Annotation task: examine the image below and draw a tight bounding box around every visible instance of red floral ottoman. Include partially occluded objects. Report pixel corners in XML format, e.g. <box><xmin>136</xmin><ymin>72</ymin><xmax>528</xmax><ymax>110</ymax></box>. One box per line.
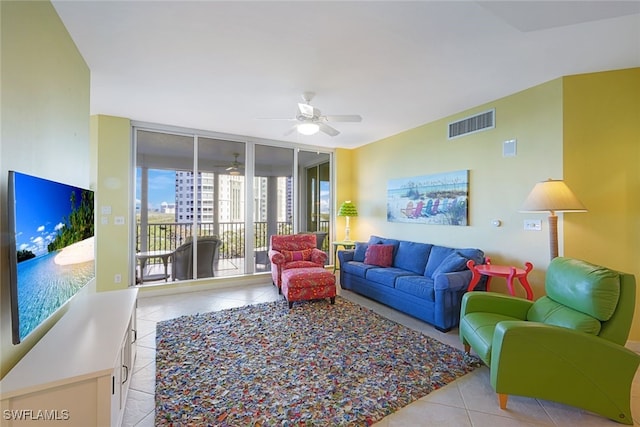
<box><xmin>280</xmin><ymin>267</ymin><xmax>336</xmax><ymax>308</ymax></box>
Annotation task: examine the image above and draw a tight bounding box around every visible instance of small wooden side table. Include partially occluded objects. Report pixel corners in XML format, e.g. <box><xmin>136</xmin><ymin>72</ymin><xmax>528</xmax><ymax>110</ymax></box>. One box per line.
<box><xmin>467</xmin><ymin>257</ymin><xmax>534</xmax><ymax>300</ymax></box>
<box><xmin>332</xmin><ymin>241</ymin><xmax>356</xmax><ymax>273</ymax></box>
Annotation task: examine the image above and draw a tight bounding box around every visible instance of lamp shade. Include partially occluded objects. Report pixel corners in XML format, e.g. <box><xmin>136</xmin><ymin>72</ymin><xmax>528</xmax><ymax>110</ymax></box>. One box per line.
<box><xmin>338</xmin><ymin>201</ymin><xmax>358</xmax><ymax>217</ymax></box>
<box><xmin>520</xmin><ymin>179</ymin><xmax>587</xmax><ymax>214</ymax></box>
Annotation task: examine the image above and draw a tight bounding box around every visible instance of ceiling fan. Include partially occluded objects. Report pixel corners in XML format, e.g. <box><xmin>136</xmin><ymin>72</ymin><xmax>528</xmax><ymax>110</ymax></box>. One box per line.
<box><xmin>225</xmin><ymin>153</ymin><xmax>243</xmax><ymax>175</ymax></box>
<box><xmin>269</xmin><ymin>92</ymin><xmax>362</xmax><ymax>137</ymax></box>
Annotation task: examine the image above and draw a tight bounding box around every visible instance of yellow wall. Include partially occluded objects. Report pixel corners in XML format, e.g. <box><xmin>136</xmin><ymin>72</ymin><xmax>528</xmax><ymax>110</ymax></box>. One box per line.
<box><xmin>0</xmin><ymin>0</ymin><xmax>90</xmax><ymax>377</ymax></box>
<box><xmin>346</xmin><ymin>69</ymin><xmax>639</xmax><ymax>340</ymax></box>
<box><xmin>92</xmin><ymin>115</ymin><xmax>133</xmax><ymax>291</ymax></box>
<box><xmin>563</xmin><ymin>68</ymin><xmax>640</xmax><ymax>340</ymax></box>
<box><xmin>335</xmin><ymin>148</ymin><xmax>355</xmax><ymax>241</ymax></box>
<box><xmin>349</xmin><ymin>79</ymin><xmax>565</xmax><ymax>297</ymax></box>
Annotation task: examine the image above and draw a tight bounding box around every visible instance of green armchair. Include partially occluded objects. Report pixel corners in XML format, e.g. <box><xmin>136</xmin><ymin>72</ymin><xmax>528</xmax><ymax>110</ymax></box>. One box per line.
<box><xmin>459</xmin><ymin>257</ymin><xmax>639</xmax><ymax>424</ymax></box>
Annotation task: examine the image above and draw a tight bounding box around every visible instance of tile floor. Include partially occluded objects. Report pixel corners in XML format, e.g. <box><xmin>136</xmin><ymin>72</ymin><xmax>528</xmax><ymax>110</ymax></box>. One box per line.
<box><xmin>123</xmin><ymin>280</ymin><xmax>640</xmax><ymax>426</ymax></box>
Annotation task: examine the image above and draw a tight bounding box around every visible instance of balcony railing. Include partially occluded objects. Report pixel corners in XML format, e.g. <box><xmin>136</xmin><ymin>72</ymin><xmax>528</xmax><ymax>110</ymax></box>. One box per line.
<box><xmin>136</xmin><ymin>221</ymin><xmax>329</xmax><ymax>263</ymax></box>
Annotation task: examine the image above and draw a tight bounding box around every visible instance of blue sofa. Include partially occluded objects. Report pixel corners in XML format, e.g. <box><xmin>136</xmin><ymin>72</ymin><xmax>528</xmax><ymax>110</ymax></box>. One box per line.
<box><xmin>338</xmin><ymin>235</ymin><xmax>485</xmax><ymax>332</ymax></box>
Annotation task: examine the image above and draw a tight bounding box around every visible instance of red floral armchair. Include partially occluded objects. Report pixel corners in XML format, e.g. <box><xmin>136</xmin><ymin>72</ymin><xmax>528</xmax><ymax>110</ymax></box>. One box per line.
<box><xmin>269</xmin><ymin>234</ymin><xmax>328</xmax><ymax>289</ymax></box>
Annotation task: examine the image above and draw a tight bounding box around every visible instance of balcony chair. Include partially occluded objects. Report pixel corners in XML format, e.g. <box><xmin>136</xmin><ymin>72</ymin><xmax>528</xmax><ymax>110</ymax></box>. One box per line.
<box><xmin>172</xmin><ymin>236</ymin><xmax>222</xmax><ymax>280</ymax></box>
<box><xmin>268</xmin><ymin>234</ymin><xmax>328</xmax><ymax>290</ymax></box>
<box><xmin>302</xmin><ymin>231</ymin><xmax>328</xmax><ymax>252</ymax></box>
<box><xmin>459</xmin><ymin>257</ymin><xmax>639</xmax><ymax>424</ymax></box>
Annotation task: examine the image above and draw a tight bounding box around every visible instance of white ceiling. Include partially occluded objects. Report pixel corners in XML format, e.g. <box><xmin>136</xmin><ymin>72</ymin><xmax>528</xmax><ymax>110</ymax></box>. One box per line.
<box><xmin>52</xmin><ymin>1</ymin><xmax>640</xmax><ymax>149</ymax></box>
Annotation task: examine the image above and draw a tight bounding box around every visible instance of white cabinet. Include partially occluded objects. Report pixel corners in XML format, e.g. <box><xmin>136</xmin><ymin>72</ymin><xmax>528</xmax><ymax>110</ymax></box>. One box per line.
<box><xmin>112</xmin><ymin>315</ymin><xmax>134</xmax><ymax>421</ymax></box>
<box><xmin>0</xmin><ymin>287</ymin><xmax>138</xmax><ymax>427</ymax></box>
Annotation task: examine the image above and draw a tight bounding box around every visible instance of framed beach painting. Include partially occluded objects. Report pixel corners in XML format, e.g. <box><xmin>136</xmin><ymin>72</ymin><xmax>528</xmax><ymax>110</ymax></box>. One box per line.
<box><xmin>387</xmin><ymin>169</ymin><xmax>469</xmax><ymax>225</ymax></box>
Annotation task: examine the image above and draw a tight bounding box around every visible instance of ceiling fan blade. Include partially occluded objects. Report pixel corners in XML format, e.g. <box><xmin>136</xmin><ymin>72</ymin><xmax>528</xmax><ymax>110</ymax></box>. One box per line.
<box><xmin>258</xmin><ymin>117</ymin><xmax>296</xmax><ymax>121</ymax></box>
<box><xmin>318</xmin><ymin>122</ymin><xmax>340</xmax><ymax>137</ymax></box>
<box><xmin>301</xmin><ymin>91</ymin><xmax>315</xmax><ymax>103</ymax></box>
<box><xmin>284</xmin><ymin>125</ymin><xmax>298</xmax><ymax>136</ymax></box>
<box><xmin>324</xmin><ymin>114</ymin><xmax>362</xmax><ymax>122</ymax></box>
<box><xmin>297</xmin><ymin>103</ymin><xmax>315</xmax><ymax>119</ymax></box>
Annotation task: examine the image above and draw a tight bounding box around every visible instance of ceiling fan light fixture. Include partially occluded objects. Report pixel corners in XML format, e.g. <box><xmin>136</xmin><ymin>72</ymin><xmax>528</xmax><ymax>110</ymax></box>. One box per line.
<box><xmin>297</xmin><ymin>122</ymin><xmax>319</xmax><ymax>135</ymax></box>
<box><xmin>229</xmin><ymin>169</ymin><xmax>241</xmax><ymax>176</ymax></box>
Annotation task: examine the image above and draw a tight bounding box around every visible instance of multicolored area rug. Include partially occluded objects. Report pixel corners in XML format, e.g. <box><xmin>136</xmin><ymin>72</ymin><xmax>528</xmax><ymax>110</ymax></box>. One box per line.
<box><xmin>155</xmin><ymin>297</ymin><xmax>480</xmax><ymax>426</ymax></box>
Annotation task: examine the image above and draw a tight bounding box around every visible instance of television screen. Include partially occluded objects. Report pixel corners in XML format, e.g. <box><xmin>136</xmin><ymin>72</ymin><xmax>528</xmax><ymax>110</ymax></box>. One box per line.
<box><xmin>8</xmin><ymin>171</ymin><xmax>95</xmax><ymax>344</ymax></box>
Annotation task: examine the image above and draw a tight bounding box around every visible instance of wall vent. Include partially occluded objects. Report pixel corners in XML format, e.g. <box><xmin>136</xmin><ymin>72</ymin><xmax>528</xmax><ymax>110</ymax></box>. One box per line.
<box><xmin>448</xmin><ymin>109</ymin><xmax>495</xmax><ymax>139</ymax></box>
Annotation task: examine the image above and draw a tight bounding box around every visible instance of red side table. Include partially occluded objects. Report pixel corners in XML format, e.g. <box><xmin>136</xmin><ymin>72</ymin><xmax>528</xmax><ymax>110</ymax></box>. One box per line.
<box><xmin>466</xmin><ymin>258</ymin><xmax>534</xmax><ymax>300</ymax></box>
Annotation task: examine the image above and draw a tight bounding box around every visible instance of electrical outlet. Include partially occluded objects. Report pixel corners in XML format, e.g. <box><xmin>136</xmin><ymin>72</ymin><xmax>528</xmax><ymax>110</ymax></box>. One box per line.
<box><xmin>114</xmin><ymin>216</ymin><xmax>125</xmax><ymax>225</ymax></box>
<box><xmin>524</xmin><ymin>219</ymin><xmax>542</xmax><ymax>231</ymax></box>
<box><xmin>114</xmin><ymin>274</ymin><xmax>122</xmax><ymax>283</ymax></box>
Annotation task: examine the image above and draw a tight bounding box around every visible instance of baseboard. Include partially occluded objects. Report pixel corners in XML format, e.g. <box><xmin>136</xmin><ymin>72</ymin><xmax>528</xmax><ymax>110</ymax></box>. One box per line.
<box><xmin>626</xmin><ymin>340</ymin><xmax>640</xmax><ymax>355</ymax></box>
<box><xmin>137</xmin><ymin>273</ymin><xmax>271</xmax><ymax>298</ymax></box>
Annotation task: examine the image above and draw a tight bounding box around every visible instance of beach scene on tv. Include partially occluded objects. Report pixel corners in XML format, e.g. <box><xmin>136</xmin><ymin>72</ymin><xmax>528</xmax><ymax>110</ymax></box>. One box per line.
<box><xmin>13</xmin><ymin>172</ymin><xmax>95</xmax><ymax>342</ymax></box>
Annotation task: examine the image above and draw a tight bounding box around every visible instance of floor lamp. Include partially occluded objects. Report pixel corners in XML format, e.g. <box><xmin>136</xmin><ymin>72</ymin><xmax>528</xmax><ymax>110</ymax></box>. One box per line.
<box><xmin>338</xmin><ymin>201</ymin><xmax>358</xmax><ymax>242</ymax></box>
<box><xmin>520</xmin><ymin>179</ymin><xmax>587</xmax><ymax>260</ymax></box>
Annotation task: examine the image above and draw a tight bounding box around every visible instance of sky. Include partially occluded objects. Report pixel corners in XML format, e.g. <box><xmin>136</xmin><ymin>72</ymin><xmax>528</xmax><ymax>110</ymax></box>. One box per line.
<box><xmin>136</xmin><ymin>168</ymin><xmax>176</xmax><ymax>210</ymax></box>
<box><xmin>11</xmin><ymin>172</ymin><xmax>90</xmax><ymax>257</ymax></box>
<box><xmin>138</xmin><ymin>169</ymin><xmax>329</xmax><ymax>215</ymax></box>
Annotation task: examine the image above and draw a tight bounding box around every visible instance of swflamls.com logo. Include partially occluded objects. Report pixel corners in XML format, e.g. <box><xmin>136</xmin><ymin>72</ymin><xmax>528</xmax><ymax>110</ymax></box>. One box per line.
<box><xmin>3</xmin><ymin>409</ymin><xmax>70</xmax><ymax>421</ymax></box>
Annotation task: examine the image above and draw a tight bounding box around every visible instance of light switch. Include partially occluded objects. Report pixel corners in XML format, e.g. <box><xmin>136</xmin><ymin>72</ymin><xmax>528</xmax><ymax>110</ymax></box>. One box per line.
<box><xmin>503</xmin><ymin>139</ymin><xmax>517</xmax><ymax>157</ymax></box>
<box><xmin>114</xmin><ymin>216</ymin><xmax>125</xmax><ymax>225</ymax></box>
<box><xmin>524</xmin><ymin>219</ymin><xmax>542</xmax><ymax>231</ymax></box>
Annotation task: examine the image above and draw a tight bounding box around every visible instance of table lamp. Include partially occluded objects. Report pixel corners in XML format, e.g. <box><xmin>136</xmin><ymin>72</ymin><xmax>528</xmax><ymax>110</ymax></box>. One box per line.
<box><xmin>520</xmin><ymin>179</ymin><xmax>587</xmax><ymax>260</ymax></box>
<box><xmin>338</xmin><ymin>201</ymin><xmax>358</xmax><ymax>242</ymax></box>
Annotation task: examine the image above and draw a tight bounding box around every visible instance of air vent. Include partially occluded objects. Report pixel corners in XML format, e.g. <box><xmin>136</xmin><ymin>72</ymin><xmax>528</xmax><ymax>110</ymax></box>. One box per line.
<box><xmin>448</xmin><ymin>109</ymin><xmax>495</xmax><ymax>139</ymax></box>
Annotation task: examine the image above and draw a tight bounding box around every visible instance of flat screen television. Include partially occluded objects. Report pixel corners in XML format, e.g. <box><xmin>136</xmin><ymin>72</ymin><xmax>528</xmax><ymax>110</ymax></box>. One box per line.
<box><xmin>7</xmin><ymin>171</ymin><xmax>95</xmax><ymax>344</ymax></box>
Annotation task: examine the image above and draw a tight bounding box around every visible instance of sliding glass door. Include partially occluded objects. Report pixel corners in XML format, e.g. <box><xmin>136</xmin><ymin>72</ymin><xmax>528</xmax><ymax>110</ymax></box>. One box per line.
<box><xmin>196</xmin><ymin>138</ymin><xmax>246</xmax><ymax>278</ymax></box>
<box><xmin>254</xmin><ymin>144</ymin><xmax>293</xmax><ymax>272</ymax></box>
<box><xmin>135</xmin><ymin>130</ymin><xmax>194</xmax><ymax>283</ymax></box>
<box><xmin>134</xmin><ymin>125</ymin><xmax>332</xmax><ymax>284</ymax></box>
<box><xmin>299</xmin><ymin>151</ymin><xmax>331</xmax><ymax>253</ymax></box>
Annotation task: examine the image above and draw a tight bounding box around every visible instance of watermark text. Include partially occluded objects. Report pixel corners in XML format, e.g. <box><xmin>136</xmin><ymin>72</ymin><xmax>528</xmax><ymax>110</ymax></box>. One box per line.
<box><xmin>3</xmin><ymin>409</ymin><xmax>70</xmax><ymax>421</ymax></box>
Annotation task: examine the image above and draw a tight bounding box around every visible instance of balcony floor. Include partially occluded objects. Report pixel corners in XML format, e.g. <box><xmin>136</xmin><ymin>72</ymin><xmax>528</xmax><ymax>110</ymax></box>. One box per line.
<box><xmin>138</xmin><ymin>257</ymin><xmax>270</xmax><ymax>284</ymax></box>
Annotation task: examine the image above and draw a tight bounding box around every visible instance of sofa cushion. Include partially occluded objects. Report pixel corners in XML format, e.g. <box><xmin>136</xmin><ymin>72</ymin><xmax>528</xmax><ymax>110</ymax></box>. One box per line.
<box><xmin>457</xmin><ymin>248</ymin><xmax>485</xmax><ymax>265</ymax></box>
<box><xmin>431</xmin><ymin>251</ymin><xmax>468</xmax><ymax>278</ymax></box>
<box><xmin>545</xmin><ymin>257</ymin><xmax>620</xmax><ymax>321</ymax></box>
<box><xmin>283</xmin><ymin>260</ymin><xmax>322</xmax><ymax>270</ymax></box>
<box><xmin>342</xmin><ymin>261</ymin><xmax>376</xmax><ymax>278</ymax></box>
<box><xmin>364</xmin><ymin>244</ymin><xmax>395</xmax><ymax>267</ymax></box>
<box><xmin>527</xmin><ymin>296</ymin><xmax>602</xmax><ymax>335</ymax></box>
<box><xmin>393</xmin><ymin>241</ymin><xmax>433</xmax><ymax>275</ymax></box>
<box><xmin>424</xmin><ymin>246</ymin><xmax>456</xmax><ymax>277</ymax></box>
<box><xmin>365</xmin><ymin>267</ymin><xmax>414</xmax><ymax>288</ymax></box>
<box><xmin>353</xmin><ymin>242</ymin><xmax>368</xmax><ymax>262</ymax></box>
<box><xmin>282</xmin><ymin>249</ymin><xmax>313</xmax><ymax>262</ymax></box>
<box><xmin>395</xmin><ymin>276</ymin><xmax>435</xmax><ymax>301</ymax></box>
<box><xmin>424</xmin><ymin>246</ymin><xmax>484</xmax><ymax>277</ymax></box>
<box><xmin>368</xmin><ymin>235</ymin><xmax>400</xmax><ymax>256</ymax></box>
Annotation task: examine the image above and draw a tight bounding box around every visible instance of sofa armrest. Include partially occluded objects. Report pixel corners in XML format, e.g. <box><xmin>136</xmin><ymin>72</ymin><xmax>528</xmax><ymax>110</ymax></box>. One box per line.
<box><xmin>491</xmin><ymin>321</ymin><xmax>640</xmax><ymax>424</ymax></box>
<box><xmin>461</xmin><ymin>291</ymin><xmax>533</xmax><ymax>320</ymax></box>
<box><xmin>434</xmin><ymin>270</ymin><xmax>473</xmax><ymax>292</ymax></box>
<box><xmin>337</xmin><ymin>250</ymin><xmax>354</xmax><ymax>263</ymax></box>
<box><xmin>311</xmin><ymin>248</ymin><xmax>328</xmax><ymax>265</ymax></box>
<box><xmin>268</xmin><ymin>249</ymin><xmax>285</xmax><ymax>265</ymax></box>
